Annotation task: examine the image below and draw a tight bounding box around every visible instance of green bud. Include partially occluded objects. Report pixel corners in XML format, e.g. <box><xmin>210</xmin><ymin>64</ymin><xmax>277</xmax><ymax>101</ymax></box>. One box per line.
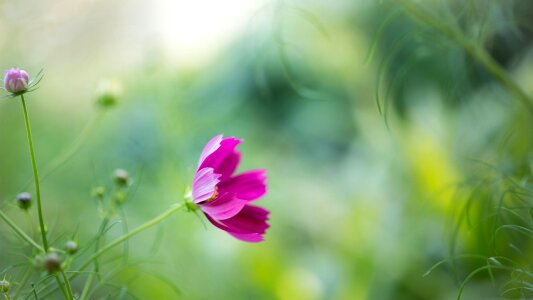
<box><xmin>0</xmin><ymin>279</ymin><xmax>10</xmax><ymax>293</ymax></box>
<box><xmin>16</xmin><ymin>192</ymin><xmax>32</xmax><ymax>210</ymax></box>
<box><xmin>114</xmin><ymin>190</ymin><xmax>127</xmax><ymax>204</ymax></box>
<box><xmin>114</xmin><ymin>169</ymin><xmax>129</xmax><ymax>187</ymax></box>
<box><xmin>65</xmin><ymin>240</ymin><xmax>78</xmax><ymax>255</ymax></box>
<box><xmin>92</xmin><ymin>186</ymin><xmax>105</xmax><ymax>199</ymax></box>
<box><xmin>39</xmin><ymin>252</ymin><xmax>62</xmax><ymax>274</ymax></box>
<box><xmin>96</xmin><ymin>79</ymin><xmax>122</xmax><ymax>108</ymax></box>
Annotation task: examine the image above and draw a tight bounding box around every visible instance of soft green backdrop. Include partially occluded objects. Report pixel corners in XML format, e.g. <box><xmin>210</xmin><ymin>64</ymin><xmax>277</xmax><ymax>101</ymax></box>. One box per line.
<box><xmin>0</xmin><ymin>0</ymin><xmax>532</xmax><ymax>299</ymax></box>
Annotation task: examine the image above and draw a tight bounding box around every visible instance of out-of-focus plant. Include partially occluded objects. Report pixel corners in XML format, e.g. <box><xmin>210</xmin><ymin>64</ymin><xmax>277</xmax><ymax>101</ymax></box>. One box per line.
<box><xmin>366</xmin><ymin>0</ymin><xmax>533</xmax><ymax>298</ymax></box>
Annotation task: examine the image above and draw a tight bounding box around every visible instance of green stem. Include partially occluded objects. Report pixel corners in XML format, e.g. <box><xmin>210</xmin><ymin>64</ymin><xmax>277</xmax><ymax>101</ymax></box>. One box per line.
<box><xmin>60</xmin><ymin>271</ymin><xmax>74</xmax><ymax>300</ymax></box>
<box><xmin>0</xmin><ymin>209</ymin><xmax>43</xmax><ymax>251</ymax></box>
<box><xmin>54</xmin><ymin>275</ymin><xmax>69</xmax><ymax>300</ymax></box>
<box><xmin>119</xmin><ymin>206</ymin><xmax>130</xmax><ymax>265</ymax></box>
<box><xmin>79</xmin><ymin>271</ymin><xmax>95</xmax><ymax>300</ymax></box>
<box><xmin>77</xmin><ymin>203</ymin><xmax>185</xmax><ymax>272</ymax></box>
<box><xmin>37</xmin><ymin>202</ymin><xmax>186</xmax><ymax>299</ymax></box>
<box><xmin>397</xmin><ymin>0</ymin><xmax>533</xmax><ymax>115</ymax></box>
<box><xmin>20</xmin><ymin>94</ymin><xmax>49</xmax><ymax>252</ymax></box>
<box><xmin>79</xmin><ymin>217</ymin><xmax>107</xmax><ymax>299</ymax></box>
<box><xmin>40</xmin><ymin>113</ymin><xmax>103</xmax><ymax>182</ymax></box>
<box><xmin>13</xmin><ymin>267</ymin><xmax>32</xmax><ymax>299</ymax></box>
<box><xmin>20</xmin><ymin>113</ymin><xmax>103</xmax><ymax>192</ymax></box>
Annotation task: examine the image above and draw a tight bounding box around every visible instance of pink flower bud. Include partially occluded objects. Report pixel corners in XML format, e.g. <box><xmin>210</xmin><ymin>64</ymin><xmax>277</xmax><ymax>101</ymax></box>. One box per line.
<box><xmin>3</xmin><ymin>68</ymin><xmax>29</xmax><ymax>94</ymax></box>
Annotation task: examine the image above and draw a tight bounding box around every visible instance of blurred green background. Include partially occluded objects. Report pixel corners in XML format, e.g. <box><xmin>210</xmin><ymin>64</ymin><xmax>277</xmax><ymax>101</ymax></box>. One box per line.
<box><xmin>0</xmin><ymin>0</ymin><xmax>532</xmax><ymax>299</ymax></box>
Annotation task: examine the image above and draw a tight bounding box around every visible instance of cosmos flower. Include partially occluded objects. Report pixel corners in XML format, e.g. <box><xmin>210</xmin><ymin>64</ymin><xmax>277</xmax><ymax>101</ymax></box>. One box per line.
<box><xmin>191</xmin><ymin>134</ymin><xmax>269</xmax><ymax>242</ymax></box>
<box><xmin>3</xmin><ymin>68</ymin><xmax>29</xmax><ymax>94</ymax></box>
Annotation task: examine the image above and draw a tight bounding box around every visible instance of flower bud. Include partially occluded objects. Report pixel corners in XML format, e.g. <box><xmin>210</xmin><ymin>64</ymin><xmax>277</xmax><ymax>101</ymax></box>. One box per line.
<box><xmin>64</xmin><ymin>240</ymin><xmax>78</xmax><ymax>255</ymax></box>
<box><xmin>91</xmin><ymin>186</ymin><xmax>105</xmax><ymax>199</ymax></box>
<box><xmin>40</xmin><ymin>252</ymin><xmax>62</xmax><ymax>273</ymax></box>
<box><xmin>3</xmin><ymin>68</ymin><xmax>29</xmax><ymax>94</ymax></box>
<box><xmin>114</xmin><ymin>169</ymin><xmax>129</xmax><ymax>187</ymax></box>
<box><xmin>113</xmin><ymin>190</ymin><xmax>126</xmax><ymax>204</ymax></box>
<box><xmin>16</xmin><ymin>192</ymin><xmax>32</xmax><ymax>210</ymax></box>
<box><xmin>96</xmin><ymin>79</ymin><xmax>122</xmax><ymax>108</ymax></box>
<box><xmin>0</xmin><ymin>279</ymin><xmax>10</xmax><ymax>293</ymax></box>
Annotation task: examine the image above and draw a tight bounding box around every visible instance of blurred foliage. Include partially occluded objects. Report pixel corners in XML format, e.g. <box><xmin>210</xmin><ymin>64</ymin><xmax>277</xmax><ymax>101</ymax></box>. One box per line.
<box><xmin>0</xmin><ymin>0</ymin><xmax>532</xmax><ymax>299</ymax></box>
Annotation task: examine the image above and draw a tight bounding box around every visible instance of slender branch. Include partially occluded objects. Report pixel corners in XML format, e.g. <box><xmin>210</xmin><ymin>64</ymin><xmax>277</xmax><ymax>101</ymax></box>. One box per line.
<box><xmin>77</xmin><ymin>203</ymin><xmax>185</xmax><ymax>273</ymax></box>
<box><xmin>20</xmin><ymin>94</ymin><xmax>49</xmax><ymax>251</ymax></box>
<box><xmin>13</xmin><ymin>266</ymin><xmax>32</xmax><ymax>299</ymax></box>
<box><xmin>54</xmin><ymin>275</ymin><xmax>69</xmax><ymax>300</ymax></box>
<box><xmin>40</xmin><ymin>113</ymin><xmax>103</xmax><ymax>182</ymax></box>
<box><xmin>119</xmin><ymin>206</ymin><xmax>130</xmax><ymax>265</ymax></box>
<box><xmin>0</xmin><ymin>209</ymin><xmax>43</xmax><ymax>251</ymax></box>
<box><xmin>73</xmin><ymin>216</ymin><xmax>107</xmax><ymax>300</ymax></box>
<box><xmin>60</xmin><ymin>271</ymin><xmax>74</xmax><ymax>300</ymax></box>
<box><xmin>396</xmin><ymin>0</ymin><xmax>533</xmax><ymax>115</ymax></box>
<box><xmin>38</xmin><ymin>202</ymin><xmax>186</xmax><ymax>299</ymax></box>
<box><xmin>19</xmin><ymin>113</ymin><xmax>103</xmax><ymax>193</ymax></box>
<box><xmin>79</xmin><ymin>270</ymin><xmax>94</xmax><ymax>300</ymax></box>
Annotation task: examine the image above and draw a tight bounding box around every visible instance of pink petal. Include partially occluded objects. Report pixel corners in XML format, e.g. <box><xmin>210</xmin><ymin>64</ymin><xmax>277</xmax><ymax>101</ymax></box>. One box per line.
<box><xmin>216</xmin><ymin>151</ymin><xmax>240</xmax><ymax>180</ymax></box>
<box><xmin>192</xmin><ymin>168</ymin><xmax>220</xmax><ymax>203</ymax></box>
<box><xmin>205</xmin><ymin>205</ymin><xmax>270</xmax><ymax>243</ymax></box>
<box><xmin>228</xmin><ymin>232</ymin><xmax>265</xmax><ymax>243</ymax></box>
<box><xmin>198</xmin><ymin>135</ymin><xmax>223</xmax><ymax>167</ymax></box>
<box><xmin>219</xmin><ymin>170</ymin><xmax>267</xmax><ymax>201</ymax></box>
<box><xmin>200</xmin><ymin>192</ymin><xmax>247</xmax><ymax>220</ymax></box>
<box><xmin>199</xmin><ymin>137</ymin><xmax>241</xmax><ymax>178</ymax></box>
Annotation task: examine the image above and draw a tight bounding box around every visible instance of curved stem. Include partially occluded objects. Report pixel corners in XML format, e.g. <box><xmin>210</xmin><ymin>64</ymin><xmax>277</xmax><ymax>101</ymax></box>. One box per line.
<box><xmin>397</xmin><ymin>0</ymin><xmax>533</xmax><ymax>115</ymax></box>
<box><xmin>79</xmin><ymin>270</ymin><xmax>95</xmax><ymax>300</ymax></box>
<box><xmin>13</xmin><ymin>266</ymin><xmax>32</xmax><ymax>299</ymax></box>
<box><xmin>38</xmin><ymin>202</ymin><xmax>186</xmax><ymax>299</ymax></box>
<box><xmin>20</xmin><ymin>94</ymin><xmax>49</xmax><ymax>252</ymax></box>
<box><xmin>0</xmin><ymin>209</ymin><xmax>43</xmax><ymax>251</ymax></box>
<box><xmin>54</xmin><ymin>275</ymin><xmax>69</xmax><ymax>300</ymax></box>
<box><xmin>119</xmin><ymin>206</ymin><xmax>130</xmax><ymax>265</ymax></box>
<box><xmin>60</xmin><ymin>271</ymin><xmax>74</xmax><ymax>300</ymax></box>
<box><xmin>40</xmin><ymin>113</ymin><xmax>103</xmax><ymax>182</ymax></box>
<box><xmin>77</xmin><ymin>203</ymin><xmax>185</xmax><ymax>272</ymax></box>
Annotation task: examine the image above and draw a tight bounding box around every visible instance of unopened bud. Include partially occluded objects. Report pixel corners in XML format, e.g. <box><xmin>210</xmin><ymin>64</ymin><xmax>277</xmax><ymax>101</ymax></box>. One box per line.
<box><xmin>114</xmin><ymin>169</ymin><xmax>129</xmax><ymax>187</ymax></box>
<box><xmin>92</xmin><ymin>186</ymin><xmax>105</xmax><ymax>199</ymax></box>
<box><xmin>65</xmin><ymin>240</ymin><xmax>78</xmax><ymax>255</ymax></box>
<box><xmin>96</xmin><ymin>79</ymin><xmax>122</xmax><ymax>108</ymax></box>
<box><xmin>0</xmin><ymin>279</ymin><xmax>10</xmax><ymax>293</ymax></box>
<box><xmin>3</xmin><ymin>68</ymin><xmax>29</xmax><ymax>94</ymax></box>
<box><xmin>16</xmin><ymin>192</ymin><xmax>32</xmax><ymax>210</ymax></box>
<box><xmin>114</xmin><ymin>190</ymin><xmax>126</xmax><ymax>204</ymax></box>
<box><xmin>42</xmin><ymin>252</ymin><xmax>62</xmax><ymax>273</ymax></box>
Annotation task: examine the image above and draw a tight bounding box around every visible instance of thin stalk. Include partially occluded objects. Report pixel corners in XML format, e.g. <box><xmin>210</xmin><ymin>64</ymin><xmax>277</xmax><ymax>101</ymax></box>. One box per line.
<box><xmin>77</xmin><ymin>203</ymin><xmax>185</xmax><ymax>272</ymax></box>
<box><xmin>397</xmin><ymin>0</ymin><xmax>533</xmax><ymax>115</ymax></box>
<box><xmin>20</xmin><ymin>113</ymin><xmax>103</xmax><ymax>192</ymax></box>
<box><xmin>40</xmin><ymin>113</ymin><xmax>103</xmax><ymax>182</ymax></box>
<box><xmin>78</xmin><ymin>216</ymin><xmax>108</xmax><ymax>300</ymax></box>
<box><xmin>38</xmin><ymin>202</ymin><xmax>186</xmax><ymax>299</ymax></box>
<box><xmin>79</xmin><ymin>271</ymin><xmax>95</xmax><ymax>300</ymax></box>
<box><xmin>54</xmin><ymin>275</ymin><xmax>69</xmax><ymax>300</ymax></box>
<box><xmin>94</xmin><ymin>218</ymin><xmax>109</xmax><ymax>278</ymax></box>
<box><xmin>0</xmin><ymin>209</ymin><xmax>43</xmax><ymax>251</ymax></box>
<box><xmin>119</xmin><ymin>206</ymin><xmax>130</xmax><ymax>265</ymax></box>
<box><xmin>20</xmin><ymin>94</ymin><xmax>49</xmax><ymax>251</ymax></box>
<box><xmin>60</xmin><ymin>271</ymin><xmax>74</xmax><ymax>300</ymax></box>
<box><xmin>13</xmin><ymin>267</ymin><xmax>33</xmax><ymax>299</ymax></box>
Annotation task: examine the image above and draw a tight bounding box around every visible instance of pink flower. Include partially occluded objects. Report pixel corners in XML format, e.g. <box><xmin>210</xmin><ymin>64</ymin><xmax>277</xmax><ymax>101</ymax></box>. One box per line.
<box><xmin>3</xmin><ymin>68</ymin><xmax>29</xmax><ymax>94</ymax></box>
<box><xmin>192</xmin><ymin>134</ymin><xmax>269</xmax><ymax>242</ymax></box>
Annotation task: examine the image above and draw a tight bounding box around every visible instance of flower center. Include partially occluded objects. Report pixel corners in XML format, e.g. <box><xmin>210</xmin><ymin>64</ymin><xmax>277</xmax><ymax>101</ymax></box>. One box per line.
<box><xmin>206</xmin><ymin>186</ymin><xmax>218</xmax><ymax>203</ymax></box>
